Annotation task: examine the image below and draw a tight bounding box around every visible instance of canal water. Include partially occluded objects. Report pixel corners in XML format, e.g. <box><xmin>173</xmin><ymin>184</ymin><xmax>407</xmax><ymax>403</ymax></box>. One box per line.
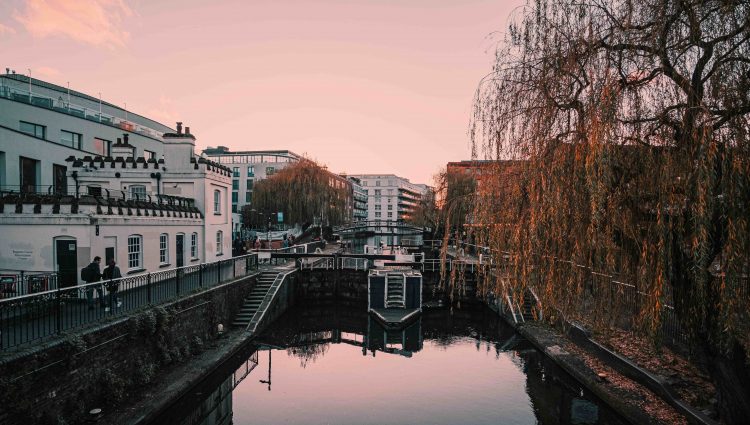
<box><xmin>153</xmin><ymin>304</ymin><xmax>627</xmax><ymax>425</ymax></box>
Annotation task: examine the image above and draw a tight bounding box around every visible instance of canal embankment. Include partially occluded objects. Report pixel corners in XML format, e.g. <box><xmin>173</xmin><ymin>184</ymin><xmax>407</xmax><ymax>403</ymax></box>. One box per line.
<box><xmin>0</xmin><ymin>271</ymin><xmax>262</xmax><ymax>425</ymax></box>
<box><xmin>489</xmin><ymin>304</ymin><xmax>717</xmax><ymax>425</ymax></box>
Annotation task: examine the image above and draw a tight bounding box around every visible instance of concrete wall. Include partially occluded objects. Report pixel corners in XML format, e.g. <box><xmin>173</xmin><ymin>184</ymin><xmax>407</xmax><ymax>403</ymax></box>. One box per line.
<box><xmin>0</xmin><ymin>273</ymin><xmax>259</xmax><ymax>425</ymax></box>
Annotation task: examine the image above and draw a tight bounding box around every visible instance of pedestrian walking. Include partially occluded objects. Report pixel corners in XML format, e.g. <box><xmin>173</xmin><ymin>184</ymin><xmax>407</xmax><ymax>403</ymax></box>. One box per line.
<box><xmin>102</xmin><ymin>258</ymin><xmax>122</xmax><ymax>312</ymax></box>
<box><xmin>82</xmin><ymin>256</ymin><xmax>104</xmax><ymax>310</ymax></box>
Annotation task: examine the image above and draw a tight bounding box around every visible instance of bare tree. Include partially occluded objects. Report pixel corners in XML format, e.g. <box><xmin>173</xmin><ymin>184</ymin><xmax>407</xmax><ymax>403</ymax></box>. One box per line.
<box><xmin>472</xmin><ymin>0</ymin><xmax>750</xmax><ymax>421</ymax></box>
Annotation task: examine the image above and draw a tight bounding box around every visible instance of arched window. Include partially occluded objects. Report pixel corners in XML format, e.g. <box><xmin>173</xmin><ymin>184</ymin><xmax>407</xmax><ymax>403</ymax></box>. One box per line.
<box><xmin>159</xmin><ymin>233</ymin><xmax>169</xmax><ymax>264</ymax></box>
<box><xmin>216</xmin><ymin>231</ymin><xmax>223</xmax><ymax>255</ymax></box>
<box><xmin>127</xmin><ymin>235</ymin><xmax>143</xmax><ymax>269</ymax></box>
<box><xmin>214</xmin><ymin>189</ymin><xmax>221</xmax><ymax>214</ymax></box>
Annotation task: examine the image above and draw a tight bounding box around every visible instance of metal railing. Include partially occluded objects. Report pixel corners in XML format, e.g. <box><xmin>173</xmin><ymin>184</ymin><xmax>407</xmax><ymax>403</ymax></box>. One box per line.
<box><xmin>0</xmin><ymin>254</ymin><xmax>259</xmax><ymax>350</ymax></box>
<box><xmin>0</xmin><ymin>85</ymin><xmax>165</xmax><ymax>139</ymax></box>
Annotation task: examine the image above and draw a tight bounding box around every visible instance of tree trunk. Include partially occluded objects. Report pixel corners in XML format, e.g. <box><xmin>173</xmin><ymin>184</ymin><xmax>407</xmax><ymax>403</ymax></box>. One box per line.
<box><xmin>706</xmin><ymin>343</ymin><xmax>750</xmax><ymax>425</ymax></box>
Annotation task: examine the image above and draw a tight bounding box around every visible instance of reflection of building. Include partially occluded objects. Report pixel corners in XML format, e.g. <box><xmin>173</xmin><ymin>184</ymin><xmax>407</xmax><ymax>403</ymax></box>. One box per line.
<box><xmin>0</xmin><ymin>71</ymin><xmax>231</xmax><ymax>291</ymax></box>
<box><xmin>348</xmin><ymin>174</ymin><xmax>430</xmax><ymax>222</ymax></box>
<box><xmin>202</xmin><ymin>147</ymin><xmax>302</xmax><ymax>236</ymax></box>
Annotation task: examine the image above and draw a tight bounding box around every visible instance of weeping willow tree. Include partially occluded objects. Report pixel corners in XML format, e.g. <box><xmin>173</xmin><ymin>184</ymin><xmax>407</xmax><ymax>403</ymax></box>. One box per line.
<box><xmin>471</xmin><ymin>0</ymin><xmax>750</xmax><ymax>421</ymax></box>
<box><xmin>250</xmin><ymin>159</ymin><xmax>351</xmax><ymax>227</ymax></box>
<box><xmin>407</xmin><ymin>168</ymin><xmax>476</xmax><ymax>236</ymax></box>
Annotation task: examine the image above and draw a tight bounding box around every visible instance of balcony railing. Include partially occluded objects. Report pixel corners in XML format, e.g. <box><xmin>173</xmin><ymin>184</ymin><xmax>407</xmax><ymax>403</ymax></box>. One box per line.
<box><xmin>0</xmin><ymin>85</ymin><xmax>165</xmax><ymax>140</ymax></box>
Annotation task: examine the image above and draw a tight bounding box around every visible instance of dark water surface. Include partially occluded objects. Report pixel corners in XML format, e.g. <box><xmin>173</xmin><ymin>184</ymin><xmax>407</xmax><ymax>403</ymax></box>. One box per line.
<box><xmin>154</xmin><ymin>304</ymin><xmax>627</xmax><ymax>425</ymax></box>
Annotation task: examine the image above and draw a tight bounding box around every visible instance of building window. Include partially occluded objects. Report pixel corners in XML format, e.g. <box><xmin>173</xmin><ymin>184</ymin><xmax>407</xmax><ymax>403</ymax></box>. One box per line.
<box><xmin>374</xmin><ymin>212</ymin><xmax>381</xmax><ymax>218</ymax></box>
<box><xmin>245</xmin><ymin>191</ymin><xmax>252</xmax><ymax>202</ymax></box>
<box><xmin>375</xmin><ymin>205</ymin><xmax>381</xmax><ymax>211</ymax></box>
<box><xmin>128</xmin><ymin>235</ymin><xmax>142</xmax><ymax>269</ymax></box>
<box><xmin>375</xmin><ymin>180</ymin><xmax>381</xmax><ymax>186</ymax></box>
<box><xmin>216</xmin><ymin>231</ymin><xmax>223</xmax><ymax>255</ymax></box>
<box><xmin>387</xmin><ymin>205</ymin><xmax>392</xmax><ymax>210</ymax></box>
<box><xmin>144</xmin><ymin>150</ymin><xmax>156</xmax><ymax>160</ymax></box>
<box><xmin>247</xmin><ymin>166</ymin><xmax>254</xmax><ymax>177</ymax></box>
<box><xmin>191</xmin><ymin>233</ymin><xmax>198</xmax><ymax>258</ymax></box>
<box><xmin>375</xmin><ymin>197</ymin><xmax>381</xmax><ymax>203</ymax></box>
<box><xmin>387</xmin><ymin>212</ymin><xmax>393</xmax><ymax>218</ymax></box>
<box><xmin>246</xmin><ymin>179</ymin><xmax>253</xmax><ymax>190</ymax></box>
<box><xmin>19</xmin><ymin>156</ymin><xmax>39</xmax><ymax>193</ymax></box>
<box><xmin>214</xmin><ymin>189</ymin><xmax>221</xmax><ymax>214</ymax></box>
<box><xmin>60</xmin><ymin>130</ymin><xmax>82</xmax><ymax>149</ymax></box>
<box><xmin>362</xmin><ymin>181</ymin><xmax>368</xmax><ymax>186</ymax></box>
<box><xmin>94</xmin><ymin>138</ymin><xmax>112</xmax><ymax>156</ymax></box>
<box><xmin>233</xmin><ymin>167</ymin><xmax>240</xmax><ymax>177</ymax></box>
<box><xmin>232</xmin><ymin>191</ymin><xmax>238</xmax><ymax>213</ymax></box>
<box><xmin>374</xmin><ymin>189</ymin><xmax>381</xmax><ymax>196</ymax></box>
<box><xmin>266</xmin><ymin>167</ymin><xmax>275</xmax><ymax>176</ymax></box>
<box><xmin>19</xmin><ymin>121</ymin><xmax>46</xmax><ymax>139</ymax></box>
<box><xmin>129</xmin><ymin>185</ymin><xmax>147</xmax><ymax>200</ymax></box>
<box><xmin>159</xmin><ymin>233</ymin><xmax>169</xmax><ymax>264</ymax></box>
<box><xmin>232</xmin><ymin>180</ymin><xmax>239</xmax><ymax>191</ymax></box>
<box><xmin>87</xmin><ymin>185</ymin><xmax>102</xmax><ymax>196</ymax></box>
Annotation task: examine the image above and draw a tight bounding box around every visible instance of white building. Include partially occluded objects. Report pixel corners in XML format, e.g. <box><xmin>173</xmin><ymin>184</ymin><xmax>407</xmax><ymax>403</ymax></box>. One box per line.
<box><xmin>202</xmin><ymin>147</ymin><xmax>302</xmax><ymax>236</ymax></box>
<box><xmin>348</xmin><ymin>174</ymin><xmax>430</xmax><ymax>222</ymax></box>
<box><xmin>0</xmin><ymin>71</ymin><xmax>232</xmax><ymax>291</ymax></box>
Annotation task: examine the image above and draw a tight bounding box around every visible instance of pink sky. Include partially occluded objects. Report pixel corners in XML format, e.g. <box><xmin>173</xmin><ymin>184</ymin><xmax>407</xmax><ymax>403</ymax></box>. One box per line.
<box><xmin>1</xmin><ymin>0</ymin><xmax>524</xmax><ymax>184</ymax></box>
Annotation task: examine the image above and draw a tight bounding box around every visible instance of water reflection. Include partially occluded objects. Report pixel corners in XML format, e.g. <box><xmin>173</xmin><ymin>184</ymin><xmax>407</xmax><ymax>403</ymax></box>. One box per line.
<box><xmin>153</xmin><ymin>305</ymin><xmax>626</xmax><ymax>425</ymax></box>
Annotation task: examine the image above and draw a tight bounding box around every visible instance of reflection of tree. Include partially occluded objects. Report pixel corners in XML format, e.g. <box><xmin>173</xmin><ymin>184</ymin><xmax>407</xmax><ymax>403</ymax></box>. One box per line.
<box><xmin>287</xmin><ymin>343</ymin><xmax>330</xmax><ymax>368</ymax></box>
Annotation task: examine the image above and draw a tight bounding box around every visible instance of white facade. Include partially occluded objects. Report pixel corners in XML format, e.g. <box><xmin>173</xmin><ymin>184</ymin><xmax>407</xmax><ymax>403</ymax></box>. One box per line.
<box><xmin>0</xmin><ymin>72</ymin><xmax>232</xmax><ymax>287</ymax></box>
<box><xmin>348</xmin><ymin>174</ymin><xmax>430</xmax><ymax>222</ymax></box>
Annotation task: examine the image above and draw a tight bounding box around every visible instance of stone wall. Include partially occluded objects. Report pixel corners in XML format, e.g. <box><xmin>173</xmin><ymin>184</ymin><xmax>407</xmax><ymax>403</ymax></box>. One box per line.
<box><xmin>295</xmin><ymin>269</ymin><xmax>481</xmax><ymax>304</ymax></box>
<box><xmin>0</xmin><ymin>273</ymin><xmax>259</xmax><ymax>425</ymax></box>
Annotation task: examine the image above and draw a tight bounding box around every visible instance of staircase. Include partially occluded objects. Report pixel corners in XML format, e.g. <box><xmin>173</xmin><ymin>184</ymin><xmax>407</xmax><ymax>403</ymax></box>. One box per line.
<box><xmin>385</xmin><ymin>273</ymin><xmax>405</xmax><ymax>308</ymax></box>
<box><xmin>232</xmin><ymin>272</ymin><xmax>278</xmax><ymax>328</ymax></box>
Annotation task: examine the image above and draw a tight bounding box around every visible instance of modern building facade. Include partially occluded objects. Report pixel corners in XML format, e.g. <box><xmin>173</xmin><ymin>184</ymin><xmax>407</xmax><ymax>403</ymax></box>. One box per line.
<box><xmin>0</xmin><ymin>71</ymin><xmax>232</xmax><ymax>290</ymax></box>
<box><xmin>202</xmin><ymin>147</ymin><xmax>302</xmax><ymax>236</ymax></box>
<box><xmin>344</xmin><ymin>175</ymin><xmax>368</xmax><ymax>222</ymax></box>
<box><xmin>348</xmin><ymin>174</ymin><xmax>430</xmax><ymax>222</ymax></box>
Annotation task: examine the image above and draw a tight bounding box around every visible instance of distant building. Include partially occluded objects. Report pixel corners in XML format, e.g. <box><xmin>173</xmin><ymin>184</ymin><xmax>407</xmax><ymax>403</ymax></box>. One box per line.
<box><xmin>0</xmin><ymin>71</ymin><xmax>232</xmax><ymax>291</ymax></box>
<box><xmin>344</xmin><ymin>175</ymin><xmax>368</xmax><ymax>222</ymax></box>
<box><xmin>202</xmin><ymin>147</ymin><xmax>302</xmax><ymax>236</ymax></box>
<box><xmin>348</xmin><ymin>174</ymin><xmax>430</xmax><ymax>222</ymax></box>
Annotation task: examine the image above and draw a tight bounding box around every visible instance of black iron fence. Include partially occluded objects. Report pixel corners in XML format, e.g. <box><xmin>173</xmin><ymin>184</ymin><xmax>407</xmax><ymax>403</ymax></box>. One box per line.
<box><xmin>0</xmin><ymin>254</ymin><xmax>258</xmax><ymax>350</ymax></box>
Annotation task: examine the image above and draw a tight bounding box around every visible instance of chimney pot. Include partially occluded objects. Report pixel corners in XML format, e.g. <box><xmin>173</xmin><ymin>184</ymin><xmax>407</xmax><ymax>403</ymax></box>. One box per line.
<box><xmin>123</xmin><ymin>134</ymin><xmax>129</xmax><ymax>144</ymax></box>
<box><xmin>185</xmin><ymin>127</ymin><xmax>190</xmax><ymax>135</ymax></box>
<box><xmin>176</xmin><ymin>122</ymin><xmax>183</xmax><ymax>134</ymax></box>
<box><xmin>116</xmin><ymin>137</ymin><xmax>121</xmax><ymax>144</ymax></box>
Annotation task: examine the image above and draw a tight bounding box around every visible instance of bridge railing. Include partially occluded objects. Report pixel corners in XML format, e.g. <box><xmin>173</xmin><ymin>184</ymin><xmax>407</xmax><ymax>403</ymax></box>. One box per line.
<box><xmin>0</xmin><ymin>254</ymin><xmax>259</xmax><ymax>351</ymax></box>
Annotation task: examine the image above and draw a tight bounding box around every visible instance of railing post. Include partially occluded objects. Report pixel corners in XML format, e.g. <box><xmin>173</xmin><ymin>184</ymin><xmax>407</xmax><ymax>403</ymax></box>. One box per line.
<box><xmin>55</xmin><ymin>287</ymin><xmax>62</xmax><ymax>335</ymax></box>
<box><xmin>233</xmin><ymin>259</ymin><xmax>236</xmax><ymax>279</ymax></box>
<box><xmin>199</xmin><ymin>263</ymin><xmax>204</xmax><ymax>288</ymax></box>
<box><xmin>147</xmin><ymin>273</ymin><xmax>152</xmax><ymax>304</ymax></box>
<box><xmin>176</xmin><ymin>268</ymin><xmax>181</xmax><ymax>295</ymax></box>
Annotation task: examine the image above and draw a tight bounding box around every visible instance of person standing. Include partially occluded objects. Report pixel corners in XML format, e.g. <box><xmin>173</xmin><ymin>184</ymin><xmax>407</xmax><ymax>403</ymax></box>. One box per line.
<box><xmin>102</xmin><ymin>258</ymin><xmax>122</xmax><ymax>312</ymax></box>
<box><xmin>83</xmin><ymin>256</ymin><xmax>104</xmax><ymax>310</ymax></box>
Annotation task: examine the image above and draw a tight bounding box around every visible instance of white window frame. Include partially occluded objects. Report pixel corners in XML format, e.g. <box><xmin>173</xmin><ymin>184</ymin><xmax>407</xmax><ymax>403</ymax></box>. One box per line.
<box><xmin>191</xmin><ymin>232</ymin><xmax>198</xmax><ymax>259</ymax></box>
<box><xmin>216</xmin><ymin>231</ymin><xmax>223</xmax><ymax>255</ymax></box>
<box><xmin>159</xmin><ymin>233</ymin><xmax>169</xmax><ymax>264</ymax></box>
<box><xmin>129</xmin><ymin>184</ymin><xmax>147</xmax><ymax>201</ymax></box>
<box><xmin>128</xmin><ymin>235</ymin><xmax>143</xmax><ymax>270</ymax></box>
<box><xmin>214</xmin><ymin>189</ymin><xmax>221</xmax><ymax>215</ymax></box>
